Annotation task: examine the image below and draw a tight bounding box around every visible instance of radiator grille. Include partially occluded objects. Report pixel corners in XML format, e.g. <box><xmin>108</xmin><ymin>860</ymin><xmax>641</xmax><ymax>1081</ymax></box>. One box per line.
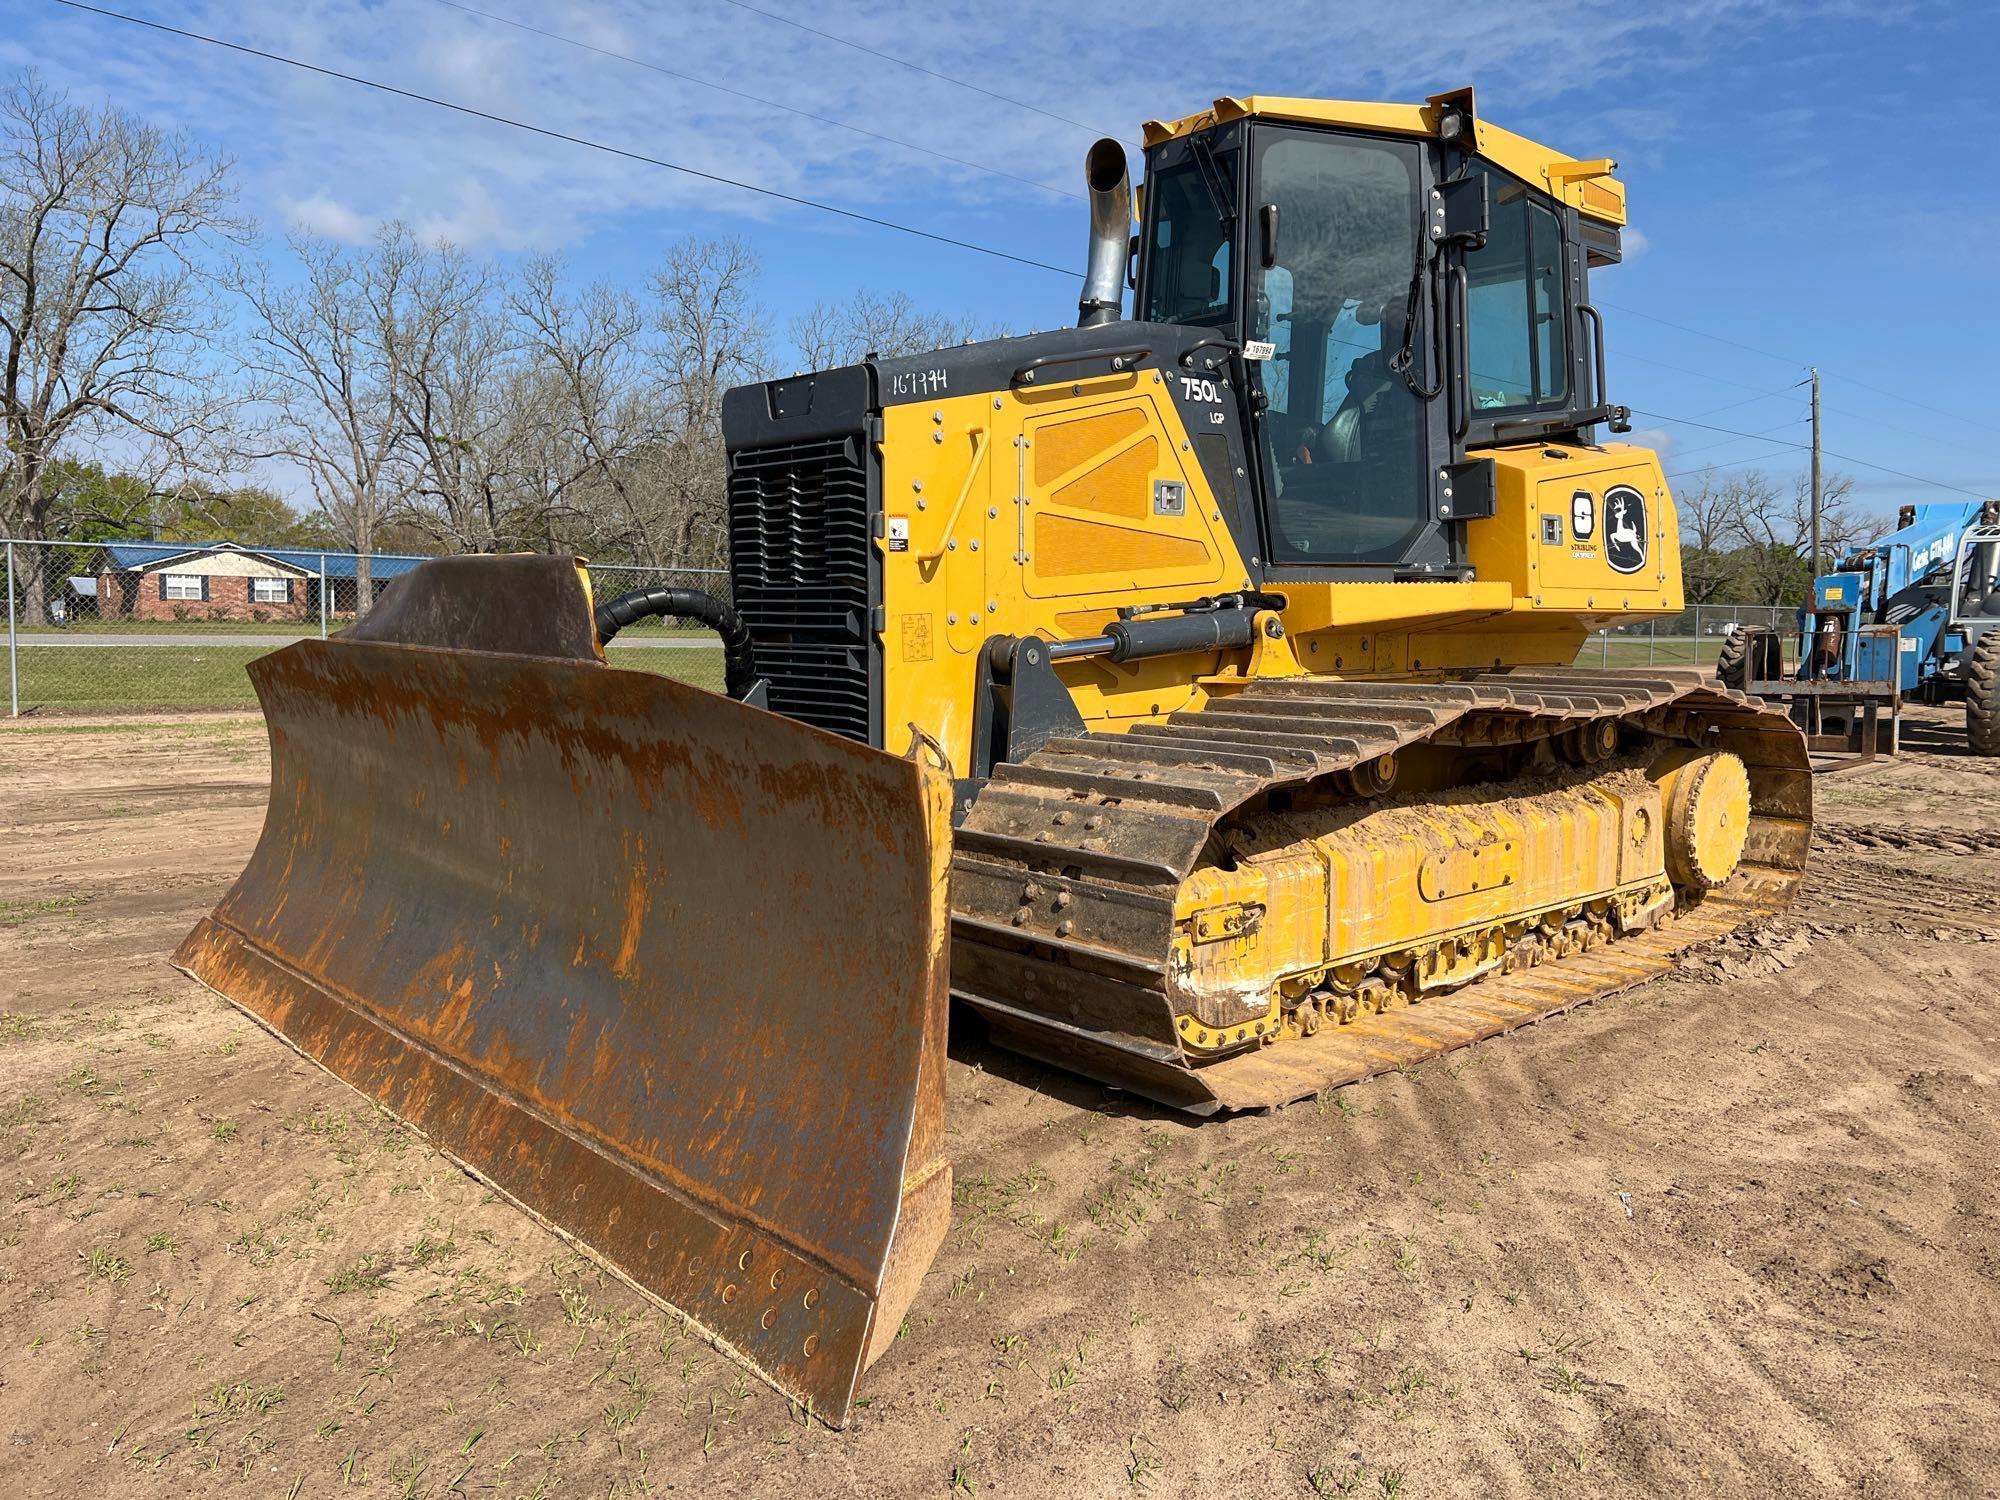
<box><xmin>727</xmin><ymin>433</ymin><xmax>876</xmax><ymax>744</ymax></box>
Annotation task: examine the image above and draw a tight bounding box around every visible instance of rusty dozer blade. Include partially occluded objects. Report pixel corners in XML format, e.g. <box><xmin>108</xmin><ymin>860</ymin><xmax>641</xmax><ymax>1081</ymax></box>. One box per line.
<box><xmin>173</xmin><ymin>556</ymin><xmax>952</xmax><ymax>1426</ymax></box>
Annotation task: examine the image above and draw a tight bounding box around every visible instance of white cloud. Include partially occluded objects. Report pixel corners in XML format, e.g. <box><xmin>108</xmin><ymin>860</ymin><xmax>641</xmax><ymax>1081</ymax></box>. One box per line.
<box><xmin>283</xmin><ymin>192</ymin><xmax>374</xmax><ymax>243</ymax></box>
<box><xmin>1623</xmin><ymin>227</ymin><xmax>1651</xmax><ymax>260</ymax></box>
<box><xmin>413</xmin><ymin>178</ymin><xmax>506</xmax><ymax>251</ymax></box>
<box><xmin>12</xmin><ymin>0</ymin><xmax>1827</xmax><ymax>260</ymax></box>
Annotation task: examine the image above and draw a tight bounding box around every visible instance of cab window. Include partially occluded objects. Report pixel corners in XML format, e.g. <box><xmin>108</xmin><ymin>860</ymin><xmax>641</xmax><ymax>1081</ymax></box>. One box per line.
<box><xmin>1141</xmin><ymin>153</ymin><xmax>1236</xmax><ymax>326</ymax></box>
<box><xmin>1463</xmin><ymin>163</ymin><xmax>1568</xmax><ymax>411</ymax></box>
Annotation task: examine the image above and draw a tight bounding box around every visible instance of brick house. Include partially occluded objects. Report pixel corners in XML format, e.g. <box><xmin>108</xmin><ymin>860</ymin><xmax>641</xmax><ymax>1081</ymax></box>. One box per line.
<box><xmin>93</xmin><ymin>542</ymin><xmax>421</xmax><ymax>622</ymax></box>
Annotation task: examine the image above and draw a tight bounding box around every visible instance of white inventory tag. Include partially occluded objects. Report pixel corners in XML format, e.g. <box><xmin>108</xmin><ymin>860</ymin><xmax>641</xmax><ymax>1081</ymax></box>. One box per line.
<box><xmin>886</xmin><ymin>516</ymin><xmax>910</xmax><ymax>553</ymax></box>
<box><xmin>1242</xmin><ymin>340</ymin><xmax>1276</xmax><ymax>361</ymax></box>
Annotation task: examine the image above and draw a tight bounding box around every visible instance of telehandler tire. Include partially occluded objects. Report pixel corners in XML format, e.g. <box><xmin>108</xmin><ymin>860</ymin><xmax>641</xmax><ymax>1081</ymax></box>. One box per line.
<box><xmin>1967</xmin><ymin>630</ymin><xmax>2000</xmax><ymax>756</ymax></box>
<box><xmin>1716</xmin><ymin>631</ymin><xmax>1748</xmax><ymax>691</ymax></box>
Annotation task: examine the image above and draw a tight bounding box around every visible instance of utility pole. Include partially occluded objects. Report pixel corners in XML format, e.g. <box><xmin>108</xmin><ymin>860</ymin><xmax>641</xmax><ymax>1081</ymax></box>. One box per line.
<box><xmin>1808</xmin><ymin>366</ymin><xmax>1822</xmax><ymax>577</ymax></box>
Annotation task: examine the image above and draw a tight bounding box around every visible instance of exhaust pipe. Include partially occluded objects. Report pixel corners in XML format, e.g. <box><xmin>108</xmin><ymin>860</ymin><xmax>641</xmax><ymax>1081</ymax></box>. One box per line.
<box><xmin>1078</xmin><ymin>138</ymin><xmax>1132</xmax><ymax>328</ymax></box>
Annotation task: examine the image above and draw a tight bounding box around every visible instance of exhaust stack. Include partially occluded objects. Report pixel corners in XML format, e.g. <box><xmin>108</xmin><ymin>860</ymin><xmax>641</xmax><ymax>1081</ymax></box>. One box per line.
<box><xmin>1078</xmin><ymin>138</ymin><xmax>1132</xmax><ymax>328</ymax></box>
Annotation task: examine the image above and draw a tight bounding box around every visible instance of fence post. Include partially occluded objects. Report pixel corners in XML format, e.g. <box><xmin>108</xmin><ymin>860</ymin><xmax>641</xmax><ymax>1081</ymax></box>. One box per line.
<box><xmin>5</xmin><ymin>541</ymin><xmax>16</xmax><ymax>718</ymax></box>
<box><xmin>319</xmin><ymin>554</ymin><xmax>328</xmax><ymax>640</ymax></box>
<box><xmin>1600</xmin><ymin>628</ymin><xmax>1609</xmax><ymax>667</ymax></box>
<box><xmin>1648</xmin><ymin>619</ymin><xmax>1656</xmax><ymax>664</ymax></box>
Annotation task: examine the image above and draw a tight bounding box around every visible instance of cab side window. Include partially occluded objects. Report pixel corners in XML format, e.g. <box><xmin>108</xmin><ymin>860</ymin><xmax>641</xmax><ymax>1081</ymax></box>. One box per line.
<box><xmin>1463</xmin><ymin>163</ymin><xmax>1568</xmax><ymax>412</ymax></box>
<box><xmin>1141</xmin><ymin>155</ymin><xmax>1236</xmax><ymax>326</ymax></box>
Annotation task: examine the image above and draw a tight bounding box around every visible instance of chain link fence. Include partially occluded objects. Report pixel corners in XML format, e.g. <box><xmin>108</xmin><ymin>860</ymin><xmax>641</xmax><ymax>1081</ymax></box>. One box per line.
<box><xmin>4</xmin><ymin>534</ymin><xmax>1797</xmax><ymax>714</ymax></box>
<box><xmin>1577</xmin><ymin>604</ymin><xmax>1793</xmax><ymax>670</ymax></box>
<box><xmin>2</xmin><ymin>537</ymin><xmax>728</xmax><ymax>715</ymax></box>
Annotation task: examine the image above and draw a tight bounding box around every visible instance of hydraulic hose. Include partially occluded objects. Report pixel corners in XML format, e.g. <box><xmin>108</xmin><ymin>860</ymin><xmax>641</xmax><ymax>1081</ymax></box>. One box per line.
<box><xmin>594</xmin><ymin>586</ymin><xmax>759</xmax><ymax>702</ymax></box>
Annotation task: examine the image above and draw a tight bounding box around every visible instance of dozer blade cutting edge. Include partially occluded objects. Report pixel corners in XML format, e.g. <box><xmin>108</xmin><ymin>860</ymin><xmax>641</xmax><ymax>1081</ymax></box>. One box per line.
<box><xmin>173</xmin><ymin>557</ymin><xmax>952</xmax><ymax>1427</ymax></box>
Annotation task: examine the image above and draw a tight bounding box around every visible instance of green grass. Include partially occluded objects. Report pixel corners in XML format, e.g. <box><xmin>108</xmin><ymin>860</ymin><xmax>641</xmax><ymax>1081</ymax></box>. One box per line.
<box><xmin>0</xmin><ymin>892</ymin><xmax>93</xmax><ymax>927</ymax></box>
<box><xmin>607</xmin><ymin>644</ymin><xmax>726</xmax><ymax>694</ymax></box>
<box><xmin>13</xmin><ymin>619</ymin><xmax>323</xmax><ymax>637</ymax></box>
<box><xmin>10</xmin><ymin>641</ymin><xmax>725</xmax><ymax>710</ymax></box>
<box><xmin>16</xmin><ymin>615</ymin><xmax>715</xmax><ymax>637</ymax></box>
<box><xmin>3</xmin><ymin>628</ymin><xmax>1707</xmax><ymax>709</ymax></box>
<box><xmin>1573</xmin><ymin>634</ymin><xmax>1726</xmax><ymax>669</ymax></box>
<box><xmin>17</xmin><ymin>644</ymin><xmax>273</xmax><ymax>708</ymax></box>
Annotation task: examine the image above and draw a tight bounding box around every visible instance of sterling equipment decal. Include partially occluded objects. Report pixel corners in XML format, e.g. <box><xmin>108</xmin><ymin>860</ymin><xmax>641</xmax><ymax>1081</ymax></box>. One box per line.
<box><xmin>1570</xmin><ymin>489</ymin><xmax>1596</xmax><ymax>541</ymax></box>
<box><xmin>1604</xmin><ymin>486</ymin><xmax>1648</xmax><ymax>575</ymax></box>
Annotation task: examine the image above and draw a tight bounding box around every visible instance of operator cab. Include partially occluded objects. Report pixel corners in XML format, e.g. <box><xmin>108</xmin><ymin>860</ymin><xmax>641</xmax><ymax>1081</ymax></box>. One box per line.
<box><xmin>1950</xmin><ymin>520</ymin><xmax>2000</xmax><ymax>622</ymax></box>
<box><xmin>1133</xmin><ymin>92</ymin><xmax>1628</xmax><ymax>579</ymax></box>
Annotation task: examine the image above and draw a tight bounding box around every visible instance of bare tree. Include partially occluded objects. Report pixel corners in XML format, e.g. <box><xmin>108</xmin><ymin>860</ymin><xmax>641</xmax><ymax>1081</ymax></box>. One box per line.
<box><xmin>0</xmin><ymin>72</ymin><xmax>245</xmax><ymax>620</ymax></box>
<box><xmin>628</xmin><ymin>237</ymin><xmax>769</xmax><ymax>569</ymax></box>
<box><xmin>1673</xmin><ymin>467</ymin><xmax>1749</xmax><ymax>604</ymax></box>
<box><xmin>507</xmin><ymin>256</ymin><xmax>652</xmax><ymax>555</ymax></box>
<box><xmin>238</xmin><ymin>224</ymin><xmax>461</xmax><ymax>614</ymax></box>
<box><xmin>1727</xmin><ymin>468</ymin><xmax>1863</xmax><ymax>604</ymax></box>
<box><xmin>788</xmin><ymin>287</ymin><xmax>981</xmax><ymax>370</ymax></box>
<box><xmin>389</xmin><ymin>249</ymin><xmax>516</xmax><ymax>552</ymax></box>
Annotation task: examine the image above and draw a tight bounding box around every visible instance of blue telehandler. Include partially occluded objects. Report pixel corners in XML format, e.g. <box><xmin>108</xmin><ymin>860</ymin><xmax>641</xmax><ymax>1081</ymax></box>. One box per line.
<box><xmin>1719</xmin><ymin>501</ymin><xmax>2000</xmax><ymax>753</ymax></box>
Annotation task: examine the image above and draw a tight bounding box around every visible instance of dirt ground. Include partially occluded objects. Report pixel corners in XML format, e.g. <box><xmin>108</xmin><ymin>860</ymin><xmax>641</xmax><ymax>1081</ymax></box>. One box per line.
<box><xmin>1</xmin><ymin>703</ymin><xmax>1996</xmax><ymax>1499</ymax></box>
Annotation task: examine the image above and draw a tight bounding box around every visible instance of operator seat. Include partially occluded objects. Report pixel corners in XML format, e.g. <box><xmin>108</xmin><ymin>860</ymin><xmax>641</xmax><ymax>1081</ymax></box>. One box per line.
<box><xmin>1318</xmin><ymin>301</ymin><xmax>1415</xmax><ymax>473</ymax></box>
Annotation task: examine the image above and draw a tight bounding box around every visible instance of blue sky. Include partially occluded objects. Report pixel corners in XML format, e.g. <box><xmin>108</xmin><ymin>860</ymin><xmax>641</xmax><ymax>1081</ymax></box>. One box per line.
<box><xmin>8</xmin><ymin>0</ymin><xmax>1994</xmax><ymax>519</ymax></box>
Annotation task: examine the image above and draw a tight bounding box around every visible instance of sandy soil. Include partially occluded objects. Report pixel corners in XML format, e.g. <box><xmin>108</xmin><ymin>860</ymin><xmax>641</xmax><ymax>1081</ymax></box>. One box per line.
<box><xmin>1</xmin><ymin>705</ymin><xmax>1996</xmax><ymax>1499</ymax></box>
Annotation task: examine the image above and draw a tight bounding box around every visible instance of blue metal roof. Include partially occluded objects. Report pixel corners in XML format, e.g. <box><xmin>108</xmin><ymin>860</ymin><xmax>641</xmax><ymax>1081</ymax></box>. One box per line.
<box><xmin>96</xmin><ymin>541</ymin><xmax>430</xmax><ymax>580</ymax></box>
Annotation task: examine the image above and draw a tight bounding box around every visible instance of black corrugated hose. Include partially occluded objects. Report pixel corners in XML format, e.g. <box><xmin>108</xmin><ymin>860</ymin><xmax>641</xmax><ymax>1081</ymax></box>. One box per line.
<box><xmin>594</xmin><ymin>586</ymin><xmax>760</xmax><ymax>701</ymax></box>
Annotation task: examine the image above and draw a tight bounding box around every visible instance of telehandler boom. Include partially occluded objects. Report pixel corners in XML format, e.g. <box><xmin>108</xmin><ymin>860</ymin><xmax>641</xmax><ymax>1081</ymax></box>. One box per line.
<box><xmin>178</xmin><ymin>90</ymin><xmax>1810</xmax><ymax>1423</ymax></box>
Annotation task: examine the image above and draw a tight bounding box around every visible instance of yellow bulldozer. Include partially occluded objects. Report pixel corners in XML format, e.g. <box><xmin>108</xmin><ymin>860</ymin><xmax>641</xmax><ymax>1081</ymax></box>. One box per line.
<box><xmin>175</xmin><ymin>90</ymin><xmax>1811</xmax><ymax>1424</ymax></box>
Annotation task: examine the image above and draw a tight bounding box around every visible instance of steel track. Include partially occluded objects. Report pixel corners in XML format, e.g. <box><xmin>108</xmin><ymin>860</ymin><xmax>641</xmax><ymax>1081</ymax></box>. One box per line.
<box><xmin>949</xmin><ymin>667</ymin><xmax>1812</xmax><ymax>1112</ymax></box>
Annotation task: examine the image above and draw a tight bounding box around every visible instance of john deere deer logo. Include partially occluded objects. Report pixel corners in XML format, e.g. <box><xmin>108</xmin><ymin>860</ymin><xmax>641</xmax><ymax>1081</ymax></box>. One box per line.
<box><xmin>1604</xmin><ymin>485</ymin><xmax>1648</xmax><ymax>574</ymax></box>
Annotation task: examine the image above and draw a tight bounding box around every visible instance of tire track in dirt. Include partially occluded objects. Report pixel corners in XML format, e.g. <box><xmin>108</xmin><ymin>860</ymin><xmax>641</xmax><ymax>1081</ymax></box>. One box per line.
<box><xmin>1815</xmin><ymin>824</ymin><xmax>2000</xmax><ymax>857</ymax></box>
<box><xmin>1895</xmin><ymin>749</ymin><xmax>2000</xmax><ymax>776</ymax></box>
<box><xmin>1456</xmin><ymin>997</ymin><xmax>1843</xmax><ymax>1492</ymax></box>
<box><xmin>9</xmin><ymin>713</ymin><xmax>2000</xmax><ymax>1496</ymax></box>
<box><xmin>1499</xmin><ymin>947</ymin><xmax>1985</xmax><ymax>1493</ymax></box>
<box><xmin>1791</xmin><ymin>844</ymin><xmax>2000</xmax><ymax>936</ymax></box>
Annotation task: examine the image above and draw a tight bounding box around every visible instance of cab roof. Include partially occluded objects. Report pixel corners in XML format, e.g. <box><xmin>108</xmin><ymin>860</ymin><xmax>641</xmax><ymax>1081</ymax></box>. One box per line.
<box><xmin>1140</xmin><ymin>89</ymin><xmax>1628</xmax><ymax>227</ymax></box>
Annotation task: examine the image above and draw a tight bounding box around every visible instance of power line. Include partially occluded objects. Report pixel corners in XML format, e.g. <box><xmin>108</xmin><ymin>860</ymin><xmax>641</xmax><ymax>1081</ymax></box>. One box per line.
<box><xmin>49</xmin><ymin>0</ymin><xmax>1082</xmax><ymax>278</ymax></box>
<box><xmin>1821</xmin><ymin>371</ymin><xmax>2000</xmax><ymax>438</ymax></box>
<box><xmin>1600</xmin><ymin>300</ymin><xmax>1807</xmax><ymax>371</ymax></box>
<box><xmin>714</xmin><ymin>0</ymin><xmax>1116</xmax><ymax>139</ymax></box>
<box><xmin>428</xmin><ymin>0</ymin><xmax>1081</xmax><ymax>203</ymax></box>
<box><xmin>1824</xmin><ymin>382</ymin><xmax>2000</xmax><ymax>440</ymax></box>
<box><xmin>1818</xmin><ymin>445</ymin><xmax>1990</xmax><ymax>501</ymax></box>
<box><xmin>1665</xmin><ymin>447</ymin><xmax>1802</xmax><ymax>483</ymax></box>
<box><xmin>1611</xmin><ymin>347</ymin><xmax>1795</xmax><ymax>396</ymax></box>
<box><xmin>34</xmin><ymin>2</ymin><xmax>1999</xmax><ymax>500</ymax></box>
<box><xmin>1818</xmin><ymin>400</ymin><xmax>1995</xmax><ymax>456</ymax></box>
<box><xmin>1687</xmin><ymin>385</ymin><xmax>1808</xmax><ymax>422</ymax></box>
<box><xmin>1668</xmin><ymin>417</ymin><xmax>1807</xmax><ymax>463</ymax></box>
<box><xmin>1635</xmin><ymin>407</ymin><xmax>1990</xmax><ymax>500</ymax></box>
<box><xmin>1632</xmin><ymin>408</ymin><xmax>1810</xmax><ymax>446</ymax></box>
<box><xmin>1607</xmin><ymin>299</ymin><xmax>2000</xmax><ymax>439</ymax></box>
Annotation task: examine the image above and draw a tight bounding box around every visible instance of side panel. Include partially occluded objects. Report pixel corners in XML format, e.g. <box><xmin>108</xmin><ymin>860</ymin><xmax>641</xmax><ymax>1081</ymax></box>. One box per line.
<box><xmin>1464</xmin><ymin>442</ymin><xmax>1683</xmax><ymax>619</ymax></box>
<box><xmin>872</xmin><ymin>359</ymin><xmax>1256</xmax><ymax>775</ymax></box>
